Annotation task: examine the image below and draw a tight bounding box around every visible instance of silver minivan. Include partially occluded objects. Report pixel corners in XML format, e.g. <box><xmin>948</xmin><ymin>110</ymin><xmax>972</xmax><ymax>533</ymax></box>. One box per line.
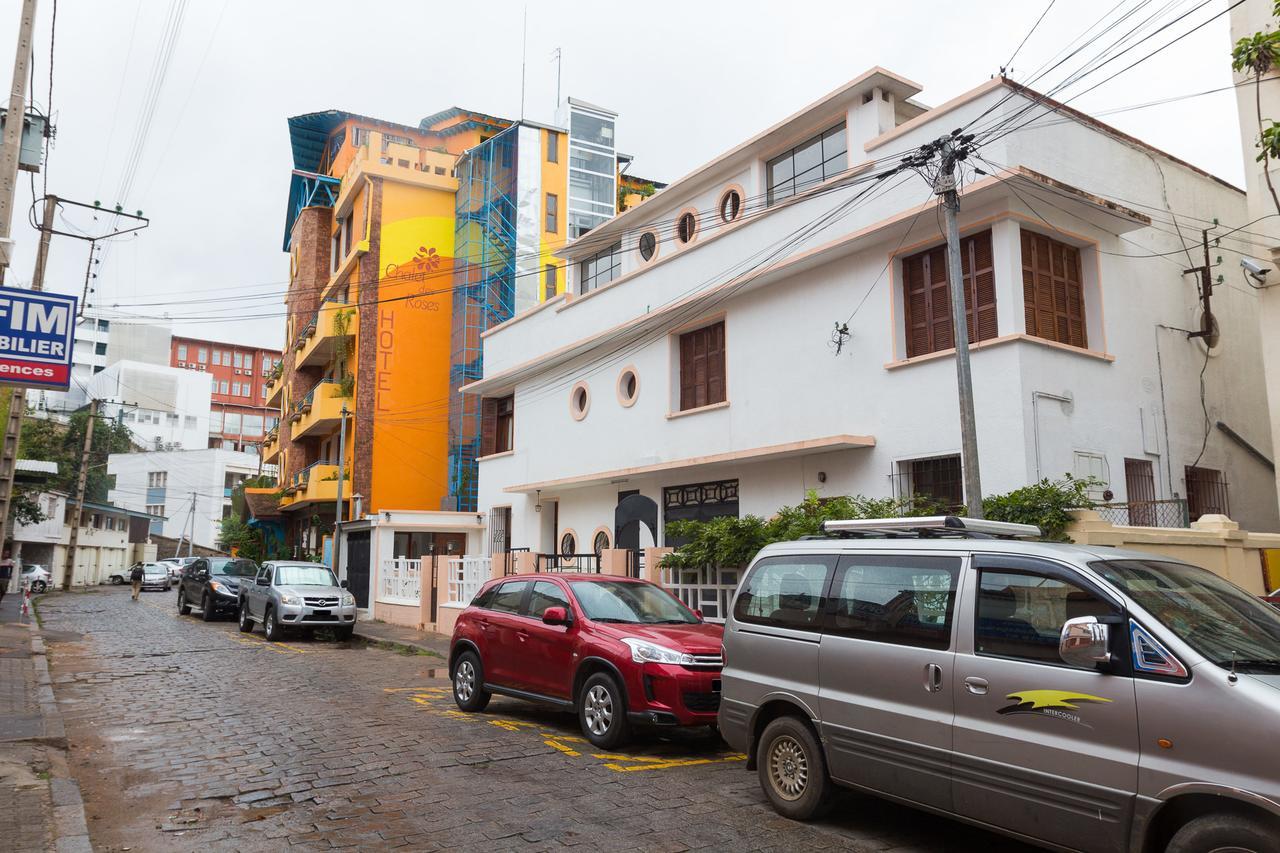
<box><xmin>718</xmin><ymin>517</ymin><xmax>1280</xmax><ymax>853</ymax></box>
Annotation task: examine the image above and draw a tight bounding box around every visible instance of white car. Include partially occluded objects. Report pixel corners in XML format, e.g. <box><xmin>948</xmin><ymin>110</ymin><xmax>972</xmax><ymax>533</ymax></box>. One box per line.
<box><xmin>158</xmin><ymin>557</ymin><xmax>196</xmax><ymax>581</ymax></box>
<box><xmin>19</xmin><ymin>565</ymin><xmax>51</xmax><ymax>592</ymax></box>
<box><xmin>139</xmin><ymin>563</ymin><xmax>172</xmax><ymax>592</ymax></box>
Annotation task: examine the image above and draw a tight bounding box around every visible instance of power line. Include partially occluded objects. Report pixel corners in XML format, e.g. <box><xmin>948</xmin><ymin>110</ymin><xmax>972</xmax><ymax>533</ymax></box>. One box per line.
<box><xmin>1004</xmin><ymin>0</ymin><xmax>1058</xmax><ymax>75</ymax></box>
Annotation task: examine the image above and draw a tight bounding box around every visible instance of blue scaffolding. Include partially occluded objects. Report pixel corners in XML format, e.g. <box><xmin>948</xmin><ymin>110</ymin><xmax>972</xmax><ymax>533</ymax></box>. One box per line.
<box><xmin>448</xmin><ymin>129</ymin><xmax>518</xmax><ymax>511</ymax></box>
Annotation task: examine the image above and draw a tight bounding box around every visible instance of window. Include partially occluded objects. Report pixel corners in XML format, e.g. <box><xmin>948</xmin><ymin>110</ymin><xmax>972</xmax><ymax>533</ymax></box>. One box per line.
<box><xmin>719</xmin><ymin>188</ymin><xmax>743</xmax><ymax>223</ymax></box>
<box><xmin>908</xmin><ymin>455</ymin><xmax>963</xmax><ymax>509</ymax></box>
<box><xmin>1124</xmin><ymin>458</ymin><xmax>1157</xmax><ymax>527</ymax></box>
<box><xmin>177</xmin><ymin>344</ymin><xmax>187</xmax><ymax>361</ymax></box>
<box><xmin>262</xmin><ymin>355</ymin><xmax>273</xmax><ymax>372</ymax></box>
<box><xmin>224</xmin><ymin>413</ymin><xmax>241</xmax><ymax>433</ymax></box>
<box><xmin>975</xmin><ymin>568</ymin><xmax>1116</xmax><ymax>663</ymax></box>
<box><xmin>902</xmin><ymin>229</ymin><xmax>996</xmax><ymax>358</ymax></box>
<box><xmin>828</xmin><ymin>556</ymin><xmax>960</xmax><ymax>649</ymax></box>
<box><xmin>234</xmin><ymin>352</ymin><xmax>243</xmax><ymax>369</ymax></box>
<box><xmin>734</xmin><ymin>556</ymin><xmax>835</xmax><ymax>631</ymax></box>
<box><xmin>545</xmin><ymin>193</ymin><xmax>558</xmax><ymax>233</ymax></box>
<box><xmin>676</xmin><ymin>210</ymin><xmax>698</xmax><ymax>245</ymax></box>
<box><xmin>559</xmin><ymin>531</ymin><xmax>576</xmax><ymax>556</ymax></box>
<box><xmin>1185</xmin><ymin>466</ymin><xmax>1229</xmax><ymax>520</ymax></box>
<box><xmin>529</xmin><ymin>580</ymin><xmax>569</xmax><ymax>619</ymax></box>
<box><xmin>678</xmin><ymin>320</ymin><xmax>726</xmax><ymax>411</ymax></box>
<box><xmin>147</xmin><ymin>471</ymin><xmax>167</xmax><ymax>488</ymax></box>
<box><xmin>617</xmin><ymin>368</ymin><xmax>638</xmax><ymax>407</ymax></box>
<box><xmin>480</xmin><ymin>395</ymin><xmax>514</xmax><ymax>456</ymax></box>
<box><xmin>592</xmin><ymin>530</ymin><xmax>610</xmax><ymax>557</ymax></box>
<box><xmin>231</xmin><ymin>382</ymin><xmax>240</xmax><ymax>397</ymax></box>
<box><xmin>146</xmin><ymin>504</ymin><xmax>164</xmax><ymax>518</ymax></box>
<box><xmin>638</xmin><ymin>231</ymin><xmax>657</xmax><ymax>262</ymax></box>
<box><xmin>546</xmin><ymin>130</ymin><xmax>559</xmax><ymax>163</ymax></box>
<box><xmin>97</xmin><ymin>318</ymin><xmax>110</xmax><ymax>331</ymax></box>
<box><xmin>184</xmin><ymin>416</ymin><xmax>196</xmax><ymax>429</ymax></box>
<box><xmin>242</xmin><ymin>383</ymin><xmax>251</xmax><ymax>397</ymax></box>
<box><xmin>197</xmin><ymin>348</ymin><xmax>208</xmax><ymax>364</ymax></box>
<box><xmin>243</xmin><ymin>414</ymin><xmax>264</xmax><ymax>435</ymax></box>
<box><xmin>569</xmin><ymin>382</ymin><xmax>589</xmax><ymax>421</ymax></box>
<box><xmin>544</xmin><ymin>263</ymin><xmax>557</xmax><ymax>300</ymax></box>
<box><xmin>1021</xmin><ymin>230</ymin><xmax>1086</xmax><ymax>349</ymax></box>
<box><xmin>766</xmin><ymin>122</ymin><xmax>847</xmax><ymax>205</ymax></box>
<box><xmin>220</xmin><ymin>380</ymin><xmax>229</xmax><ymax>395</ymax></box>
<box><xmin>94</xmin><ymin>342</ymin><xmax>107</xmax><ymax>356</ymax></box>
<box><xmin>488</xmin><ymin>578</ymin><xmax>529</xmax><ymax>612</ymax></box>
<box><xmin>578</xmin><ymin>242</ymin><xmax>621</xmax><ymax>294</ymax></box>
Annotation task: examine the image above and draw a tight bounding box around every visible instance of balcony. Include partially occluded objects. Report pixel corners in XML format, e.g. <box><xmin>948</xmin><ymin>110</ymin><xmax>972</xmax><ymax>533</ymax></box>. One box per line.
<box><xmin>297</xmin><ymin>300</ymin><xmax>357</xmax><ymax>369</ymax></box>
<box><xmin>279</xmin><ymin>462</ymin><xmax>347</xmax><ymax>510</ymax></box>
<box><xmin>262</xmin><ymin>428</ymin><xmax>280</xmax><ymax>465</ymax></box>
<box><xmin>264</xmin><ymin>363</ymin><xmax>284</xmax><ymax>408</ymax></box>
<box><xmin>292</xmin><ymin>380</ymin><xmax>348</xmax><ymax>440</ymax></box>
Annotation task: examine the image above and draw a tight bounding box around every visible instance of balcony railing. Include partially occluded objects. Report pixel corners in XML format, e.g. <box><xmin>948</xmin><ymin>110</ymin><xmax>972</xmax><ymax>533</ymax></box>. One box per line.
<box><xmin>298</xmin><ymin>300</ymin><xmax>356</xmax><ymax>369</ymax></box>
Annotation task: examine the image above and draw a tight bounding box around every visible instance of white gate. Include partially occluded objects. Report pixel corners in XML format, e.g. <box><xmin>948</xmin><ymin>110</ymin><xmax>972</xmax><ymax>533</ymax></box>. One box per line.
<box><xmin>378</xmin><ymin>557</ymin><xmax>422</xmax><ymax>605</ymax></box>
<box><xmin>447</xmin><ymin>556</ymin><xmax>490</xmax><ymax>606</ymax></box>
<box><xmin>660</xmin><ymin>566</ymin><xmax>740</xmax><ymax>623</ymax></box>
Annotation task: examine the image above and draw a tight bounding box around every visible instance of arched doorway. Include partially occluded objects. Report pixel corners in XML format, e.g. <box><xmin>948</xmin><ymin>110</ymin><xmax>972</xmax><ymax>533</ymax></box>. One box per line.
<box><xmin>614</xmin><ymin>493</ymin><xmax>658</xmax><ymax>567</ymax></box>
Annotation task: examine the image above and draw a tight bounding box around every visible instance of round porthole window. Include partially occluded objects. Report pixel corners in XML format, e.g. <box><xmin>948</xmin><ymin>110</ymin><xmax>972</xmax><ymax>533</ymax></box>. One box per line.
<box><xmin>593</xmin><ymin>530</ymin><xmax>610</xmax><ymax>557</ymax></box>
<box><xmin>719</xmin><ymin>188</ymin><xmax>743</xmax><ymax>223</ymax></box>
<box><xmin>570</xmin><ymin>381</ymin><xmax>590</xmax><ymax>421</ymax></box>
<box><xmin>677</xmin><ymin>210</ymin><xmax>698</xmax><ymax>245</ymax></box>
<box><xmin>560</xmin><ymin>531</ymin><xmax>576</xmax><ymax>556</ymax></box>
<box><xmin>638</xmin><ymin>231</ymin><xmax>658</xmax><ymax>262</ymax></box>
<box><xmin>617</xmin><ymin>367</ymin><xmax>639</xmax><ymax>408</ymax></box>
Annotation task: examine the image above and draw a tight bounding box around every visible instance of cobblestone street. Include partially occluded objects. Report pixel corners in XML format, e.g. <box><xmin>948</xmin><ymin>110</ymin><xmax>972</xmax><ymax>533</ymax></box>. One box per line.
<box><xmin>39</xmin><ymin>588</ymin><xmax>1034</xmax><ymax>851</ymax></box>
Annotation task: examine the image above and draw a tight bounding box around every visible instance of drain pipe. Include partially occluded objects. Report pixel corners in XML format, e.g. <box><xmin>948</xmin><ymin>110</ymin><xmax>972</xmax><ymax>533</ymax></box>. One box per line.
<box><xmin>1032</xmin><ymin>391</ymin><xmax>1074</xmax><ymax>481</ymax></box>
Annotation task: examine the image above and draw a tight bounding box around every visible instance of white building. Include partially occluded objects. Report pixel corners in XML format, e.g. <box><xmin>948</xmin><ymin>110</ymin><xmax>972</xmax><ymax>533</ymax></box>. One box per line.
<box><xmin>469</xmin><ymin>67</ymin><xmax>1280</xmax><ymax>561</ymax></box>
<box><xmin>87</xmin><ymin>360</ymin><xmax>213</xmax><ymax>451</ymax></box>
<box><xmin>11</xmin><ymin>491</ymin><xmax>157</xmax><ymax>588</ymax></box>
<box><xmin>107</xmin><ymin>448</ymin><xmax>261</xmax><ymax>549</ymax></box>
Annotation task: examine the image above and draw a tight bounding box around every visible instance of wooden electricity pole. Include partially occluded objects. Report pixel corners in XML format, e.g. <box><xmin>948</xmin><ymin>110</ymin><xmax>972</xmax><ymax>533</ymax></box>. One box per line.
<box><xmin>61</xmin><ymin>398</ymin><xmax>98</xmax><ymax>591</ymax></box>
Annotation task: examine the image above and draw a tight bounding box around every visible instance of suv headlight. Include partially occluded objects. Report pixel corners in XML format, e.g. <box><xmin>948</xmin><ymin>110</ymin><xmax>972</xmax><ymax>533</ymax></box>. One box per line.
<box><xmin>209</xmin><ymin>581</ymin><xmax>228</xmax><ymax>594</ymax></box>
<box><xmin>622</xmin><ymin>638</ymin><xmax>695</xmax><ymax>666</ymax></box>
<box><xmin>280</xmin><ymin>594</ymin><xmax>301</xmax><ymax>606</ymax></box>
<box><xmin>341</xmin><ymin>592</ymin><xmax>355</xmax><ymax>607</ymax></box>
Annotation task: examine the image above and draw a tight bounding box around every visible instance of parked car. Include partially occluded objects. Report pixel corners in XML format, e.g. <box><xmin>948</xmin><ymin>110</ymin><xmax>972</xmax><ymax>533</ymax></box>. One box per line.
<box><xmin>19</xmin><ymin>564</ymin><xmax>50</xmax><ymax>592</ymax></box>
<box><xmin>237</xmin><ymin>561</ymin><xmax>356</xmax><ymax>641</ymax></box>
<box><xmin>719</xmin><ymin>515</ymin><xmax>1280</xmax><ymax>853</ymax></box>
<box><xmin>177</xmin><ymin>556</ymin><xmax>257</xmax><ymax>621</ymax></box>
<box><xmin>449</xmin><ymin>574</ymin><xmax>724</xmax><ymax>749</ymax></box>
<box><xmin>158</xmin><ymin>557</ymin><xmax>197</xmax><ymax>581</ymax></box>
<box><xmin>138</xmin><ymin>563</ymin><xmax>171</xmax><ymax>592</ymax></box>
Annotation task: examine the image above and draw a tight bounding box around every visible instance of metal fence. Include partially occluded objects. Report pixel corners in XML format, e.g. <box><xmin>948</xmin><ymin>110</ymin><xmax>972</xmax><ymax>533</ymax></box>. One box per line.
<box><xmin>535</xmin><ymin>553</ymin><xmax>601</xmax><ymax>573</ymax></box>
<box><xmin>1094</xmin><ymin>499</ymin><xmax>1189</xmax><ymax>529</ymax></box>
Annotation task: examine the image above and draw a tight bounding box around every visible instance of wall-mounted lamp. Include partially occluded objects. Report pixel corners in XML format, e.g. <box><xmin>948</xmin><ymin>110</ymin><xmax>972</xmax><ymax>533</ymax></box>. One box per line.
<box><xmin>534</xmin><ymin>488</ymin><xmax>542</xmax><ymax>513</ymax></box>
<box><xmin>817</xmin><ymin>471</ymin><xmax>827</xmax><ymax>484</ymax></box>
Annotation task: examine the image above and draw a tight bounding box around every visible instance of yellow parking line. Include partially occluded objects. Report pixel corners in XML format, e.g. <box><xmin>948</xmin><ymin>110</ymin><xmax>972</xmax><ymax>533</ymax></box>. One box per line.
<box><xmin>545</xmin><ymin>738</ymin><xmax>581</xmax><ymax>757</ymax></box>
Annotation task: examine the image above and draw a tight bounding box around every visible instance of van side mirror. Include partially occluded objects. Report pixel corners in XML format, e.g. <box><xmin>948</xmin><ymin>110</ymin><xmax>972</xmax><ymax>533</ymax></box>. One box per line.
<box><xmin>693</xmin><ymin>609</ymin><xmax>704</xmax><ymax>621</ymax></box>
<box><xmin>256</xmin><ymin>576</ymin><xmax>270</xmax><ymax>586</ymax></box>
<box><xmin>542</xmin><ymin>606</ymin><xmax>569</xmax><ymax>626</ymax></box>
<box><xmin>1060</xmin><ymin>616</ymin><xmax>1111</xmax><ymax>669</ymax></box>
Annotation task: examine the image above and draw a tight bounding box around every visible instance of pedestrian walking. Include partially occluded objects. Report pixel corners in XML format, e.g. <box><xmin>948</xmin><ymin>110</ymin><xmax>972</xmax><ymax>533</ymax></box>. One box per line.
<box><xmin>0</xmin><ymin>549</ymin><xmax>12</xmax><ymax>605</ymax></box>
<box><xmin>129</xmin><ymin>562</ymin><xmax>144</xmax><ymax>601</ymax></box>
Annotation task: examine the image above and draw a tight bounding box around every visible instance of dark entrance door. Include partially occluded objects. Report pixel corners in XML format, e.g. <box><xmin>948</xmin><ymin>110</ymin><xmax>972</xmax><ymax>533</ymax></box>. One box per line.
<box><xmin>345</xmin><ymin>531</ymin><xmax>371</xmax><ymax>608</ymax></box>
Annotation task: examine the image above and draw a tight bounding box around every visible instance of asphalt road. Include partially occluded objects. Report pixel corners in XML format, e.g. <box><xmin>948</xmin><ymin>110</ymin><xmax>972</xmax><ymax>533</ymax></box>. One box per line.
<box><xmin>38</xmin><ymin>587</ymin><xmax>1036</xmax><ymax>852</ymax></box>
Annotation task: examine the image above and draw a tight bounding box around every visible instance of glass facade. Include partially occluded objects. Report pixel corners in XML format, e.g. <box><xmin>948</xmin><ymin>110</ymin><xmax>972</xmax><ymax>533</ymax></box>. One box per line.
<box><xmin>566</xmin><ymin>102</ymin><xmax>617</xmax><ymax>238</ymax></box>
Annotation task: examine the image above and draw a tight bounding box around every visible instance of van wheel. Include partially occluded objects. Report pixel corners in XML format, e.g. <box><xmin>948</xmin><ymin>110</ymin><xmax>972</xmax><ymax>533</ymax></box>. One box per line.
<box><xmin>238</xmin><ymin>603</ymin><xmax>254</xmax><ymax>633</ymax></box>
<box><xmin>1167</xmin><ymin>813</ymin><xmax>1280</xmax><ymax>853</ymax></box>
<box><xmin>451</xmin><ymin>651</ymin><xmax>491</xmax><ymax>712</ymax></box>
<box><xmin>756</xmin><ymin>716</ymin><xmax>831</xmax><ymax>820</ymax></box>
<box><xmin>579</xmin><ymin>672</ymin><xmax>629</xmax><ymax>749</ymax></box>
<box><xmin>177</xmin><ymin>589</ymin><xmax>191</xmax><ymax>615</ymax></box>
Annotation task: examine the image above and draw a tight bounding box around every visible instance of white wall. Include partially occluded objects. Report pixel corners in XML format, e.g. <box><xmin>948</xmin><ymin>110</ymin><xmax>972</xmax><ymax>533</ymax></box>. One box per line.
<box><xmin>88</xmin><ymin>360</ymin><xmax>213</xmax><ymax>451</ymax></box>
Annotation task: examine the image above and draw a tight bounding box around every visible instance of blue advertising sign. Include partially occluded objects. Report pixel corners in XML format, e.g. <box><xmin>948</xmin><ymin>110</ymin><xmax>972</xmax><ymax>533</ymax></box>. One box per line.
<box><xmin>0</xmin><ymin>288</ymin><xmax>78</xmax><ymax>391</ymax></box>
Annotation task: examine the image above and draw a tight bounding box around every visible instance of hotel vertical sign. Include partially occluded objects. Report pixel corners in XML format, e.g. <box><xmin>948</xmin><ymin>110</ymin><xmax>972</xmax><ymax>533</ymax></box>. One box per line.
<box><xmin>0</xmin><ymin>287</ymin><xmax>78</xmax><ymax>391</ymax></box>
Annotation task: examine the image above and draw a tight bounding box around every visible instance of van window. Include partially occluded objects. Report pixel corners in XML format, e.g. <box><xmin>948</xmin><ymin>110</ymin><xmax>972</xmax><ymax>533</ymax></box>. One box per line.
<box><xmin>488</xmin><ymin>581</ymin><xmax>529</xmax><ymax>614</ymax></box>
<box><xmin>827</xmin><ymin>555</ymin><xmax>960</xmax><ymax>650</ymax></box>
<box><xmin>734</xmin><ymin>556</ymin><xmax>835</xmax><ymax>630</ymax></box>
<box><xmin>976</xmin><ymin>570</ymin><xmax>1117</xmax><ymax>663</ymax></box>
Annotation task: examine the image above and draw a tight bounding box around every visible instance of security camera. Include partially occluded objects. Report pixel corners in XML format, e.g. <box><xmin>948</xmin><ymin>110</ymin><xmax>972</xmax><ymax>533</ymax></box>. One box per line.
<box><xmin>1241</xmin><ymin>257</ymin><xmax>1270</xmax><ymax>283</ymax></box>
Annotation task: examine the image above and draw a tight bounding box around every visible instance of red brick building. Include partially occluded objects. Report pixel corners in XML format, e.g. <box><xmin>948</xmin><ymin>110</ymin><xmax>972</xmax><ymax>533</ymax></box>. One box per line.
<box><xmin>170</xmin><ymin>337</ymin><xmax>282</xmax><ymax>453</ymax></box>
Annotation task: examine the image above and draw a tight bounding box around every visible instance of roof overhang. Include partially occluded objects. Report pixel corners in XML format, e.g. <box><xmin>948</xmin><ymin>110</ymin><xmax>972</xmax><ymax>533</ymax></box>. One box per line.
<box><xmin>503</xmin><ymin>434</ymin><xmax>875</xmax><ymax>495</ymax></box>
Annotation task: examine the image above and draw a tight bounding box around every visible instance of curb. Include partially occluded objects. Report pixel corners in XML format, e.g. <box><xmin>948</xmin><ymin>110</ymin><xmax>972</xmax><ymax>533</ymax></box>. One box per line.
<box><xmin>351</xmin><ymin>626</ymin><xmax>449</xmax><ymax>659</ymax></box>
<box><xmin>28</xmin><ymin>621</ymin><xmax>93</xmax><ymax>852</ymax></box>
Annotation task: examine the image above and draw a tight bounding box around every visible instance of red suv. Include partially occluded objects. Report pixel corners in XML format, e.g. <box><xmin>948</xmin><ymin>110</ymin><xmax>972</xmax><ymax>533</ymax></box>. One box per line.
<box><xmin>449</xmin><ymin>574</ymin><xmax>724</xmax><ymax>748</ymax></box>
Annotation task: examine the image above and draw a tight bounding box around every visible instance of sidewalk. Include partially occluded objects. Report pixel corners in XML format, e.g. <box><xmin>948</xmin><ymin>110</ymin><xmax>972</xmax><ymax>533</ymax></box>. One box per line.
<box><xmin>0</xmin><ymin>590</ymin><xmax>91</xmax><ymax>853</ymax></box>
<box><xmin>352</xmin><ymin>618</ymin><xmax>451</xmax><ymax>658</ymax></box>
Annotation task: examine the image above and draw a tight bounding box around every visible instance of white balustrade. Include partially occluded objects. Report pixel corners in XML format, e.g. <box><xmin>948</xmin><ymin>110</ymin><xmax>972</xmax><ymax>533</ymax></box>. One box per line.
<box><xmin>447</xmin><ymin>556</ymin><xmax>490</xmax><ymax>606</ymax></box>
<box><xmin>659</xmin><ymin>565</ymin><xmax>741</xmax><ymax>623</ymax></box>
<box><xmin>378</xmin><ymin>557</ymin><xmax>422</xmax><ymax>606</ymax></box>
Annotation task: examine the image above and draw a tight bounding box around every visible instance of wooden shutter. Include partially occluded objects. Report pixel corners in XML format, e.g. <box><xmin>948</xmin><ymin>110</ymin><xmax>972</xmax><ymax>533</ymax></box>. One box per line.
<box><xmin>480</xmin><ymin>397</ymin><xmax>498</xmax><ymax>457</ymax></box>
<box><xmin>1022</xmin><ymin>230</ymin><xmax>1087</xmax><ymax>349</ymax></box>
<box><xmin>902</xmin><ymin>231</ymin><xmax>995</xmax><ymax>358</ymax></box>
<box><xmin>679</xmin><ymin>321</ymin><xmax>726</xmax><ymax>410</ymax></box>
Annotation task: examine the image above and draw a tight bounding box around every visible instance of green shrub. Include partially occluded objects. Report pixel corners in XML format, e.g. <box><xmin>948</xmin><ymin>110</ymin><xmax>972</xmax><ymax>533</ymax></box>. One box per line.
<box><xmin>981</xmin><ymin>475</ymin><xmax>1099</xmax><ymax>541</ymax></box>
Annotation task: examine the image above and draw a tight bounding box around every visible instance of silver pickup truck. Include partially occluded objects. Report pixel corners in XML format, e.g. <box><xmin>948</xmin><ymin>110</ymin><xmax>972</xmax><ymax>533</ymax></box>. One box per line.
<box><xmin>237</xmin><ymin>561</ymin><xmax>357</xmax><ymax>641</ymax></box>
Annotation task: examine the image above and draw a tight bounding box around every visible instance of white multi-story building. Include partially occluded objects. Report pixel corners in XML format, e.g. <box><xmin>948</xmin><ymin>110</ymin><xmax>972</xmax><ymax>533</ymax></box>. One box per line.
<box><xmin>86</xmin><ymin>360</ymin><xmax>213</xmax><ymax>451</ymax></box>
<box><xmin>469</xmin><ymin>67</ymin><xmax>1280</xmax><ymax>561</ymax></box>
<box><xmin>107</xmin><ymin>448</ymin><xmax>261</xmax><ymax>549</ymax></box>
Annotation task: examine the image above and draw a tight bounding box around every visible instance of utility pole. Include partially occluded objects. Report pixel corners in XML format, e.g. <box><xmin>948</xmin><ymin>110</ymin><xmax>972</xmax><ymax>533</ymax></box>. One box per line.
<box><xmin>186</xmin><ymin>492</ymin><xmax>196</xmax><ymax>558</ymax></box>
<box><xmin>333</xmin><ymin>402</ymin><xmax>347</xmax><ymax>578</ymax></box>
<box><xmin>0</xmin><ymin>0</ymin><xmax>38</xmax><ymax>282</ymax></box>
<box><xmin>0</xmin><ymin>193</ymin><xmax>57</xmax><ymax>561</ymax></box>
<box><xmin>61</xmin><ymin>398</ymin><xmax>98</xmax><ymax>591</ymax></box>
<box><xmin>1185</xmin><ymin>228</ymin><xmax>1217</xmax><ymax>343</ymax></box>
<box><xmin>933</xmin><ymin>134</ymin><xmax>984</xmax><ymax>518</ymax></box>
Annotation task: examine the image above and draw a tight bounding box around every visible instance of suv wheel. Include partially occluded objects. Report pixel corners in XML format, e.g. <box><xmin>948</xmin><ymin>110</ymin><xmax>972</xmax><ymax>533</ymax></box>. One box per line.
<box><xmin>200</xmin><ymin>592</ymin><xmax>215</xmax><ymax>622</ymax></box>
<box><xmin>238</xmin><ymin>602</ymin><xmax>254</xmax><ymax>633</ymax></box>
<box><xmin>263</xmin><ymin>608</ymin><xmax>285</xmax><ymax>642</ymax></box>
<box><xmin>177</xmin><ymin>589</ymin><xmax>191</xmax><ymax>616</ymax></box>
<box><xmin>579</xmin><ymin>672</ymin><xmax>629</xmax><ymax>749</ymax></box>
<box><xmin>756</xmin><ymin>716</ymin><xmax>831</xmax><ymax>820</ymax></box>
<box><xmin>451</xmin><ymin>651</ymin><xmax>491</xmax><ymax>712</ymax></box>
<box><xmin>1167</xmin><ymin>813</ymin><xmax>1280</xmax><ymax>853</ymax></box>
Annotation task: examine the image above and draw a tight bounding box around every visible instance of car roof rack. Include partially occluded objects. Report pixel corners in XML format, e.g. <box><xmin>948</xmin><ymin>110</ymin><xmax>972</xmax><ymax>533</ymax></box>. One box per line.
<box><xmin>817</xmin><ymin>515</ymin><xmax>1042</xmax><ymax>540</ymax></box>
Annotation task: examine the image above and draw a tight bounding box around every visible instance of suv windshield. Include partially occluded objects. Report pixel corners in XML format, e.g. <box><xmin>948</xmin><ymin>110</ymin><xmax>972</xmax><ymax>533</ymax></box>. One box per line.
<box><xmin>569</xmin><ymin>581</ymin><xmax>697</xmax><ymax>624</ymax></box>
<box><xmin>1092</xmin><ymin>559</ymin><xmax>1280</xmax><ymax>672</ymax></box>
<box><xmin>208</xmin><ymin>558</ymin><xmax>258</xmax><ymax>577</ymax></box>
<box><xmin>275</xmin><ymin>565</ymin><xmax>338</xmax><ymax>587</ymax></box>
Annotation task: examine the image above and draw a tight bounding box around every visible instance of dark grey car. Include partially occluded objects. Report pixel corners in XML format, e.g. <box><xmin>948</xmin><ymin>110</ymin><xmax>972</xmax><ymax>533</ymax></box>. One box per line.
<box><xmin>719</xmin><ymin>517</ymin><xmax>1280</xmax><ymax>853</ymax></box>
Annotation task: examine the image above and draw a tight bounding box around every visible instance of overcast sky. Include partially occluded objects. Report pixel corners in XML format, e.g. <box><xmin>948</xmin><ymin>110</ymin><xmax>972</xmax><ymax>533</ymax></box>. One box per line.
<box><xmin>0</xmin><ymin>0</ymin><xmax>1247</xmax><ymax>348</ymax></box>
